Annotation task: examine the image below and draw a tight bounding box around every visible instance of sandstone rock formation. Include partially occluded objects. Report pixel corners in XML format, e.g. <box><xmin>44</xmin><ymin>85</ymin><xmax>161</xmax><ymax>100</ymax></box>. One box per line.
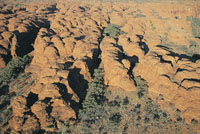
<box><xmin>134</xmin><ymin>42</ymin><xmax>200</xmax><ymax>124</ymax></box>
<box><xmin>0</xmin><ymin>2</ymin><xmax>52</xmax><ymax>69</ymax></box>
<box><xmin>100</xmin><ymin>37</ymin><xmax>136</xmax><ymax>91</ymax></box>
<box><xmin>0</xmin><ymin>0</ymin><xmax>200</xmax><ymax>133</ymax></box>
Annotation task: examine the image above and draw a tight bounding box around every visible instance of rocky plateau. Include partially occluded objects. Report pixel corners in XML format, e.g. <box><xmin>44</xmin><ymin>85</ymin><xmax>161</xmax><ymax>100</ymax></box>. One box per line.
<box><xmin>0</xmin><ymin>0</ymin><xmax>200</xmax><ymax>133</ymax></box>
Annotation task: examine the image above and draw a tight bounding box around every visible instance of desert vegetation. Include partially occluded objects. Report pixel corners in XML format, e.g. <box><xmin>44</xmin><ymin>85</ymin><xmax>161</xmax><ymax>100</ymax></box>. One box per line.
<box><xmin>187</xmin><ymin>16</ymin><xmax>200</xmax><ymax>38</ymax></box>
<box><xmin>103</xmin><ymin>24</ymin><xmax>126</xmax><ymax>38</ymax></box>
<box><xmin>60</xmin><ymin>72</ymin><xmax>195</xmax><ymax>134</ymax></box>
<box><xmin>0</xmin><ymin>55</ymin><xmax>32</xmax><ymax>133</ymax></box>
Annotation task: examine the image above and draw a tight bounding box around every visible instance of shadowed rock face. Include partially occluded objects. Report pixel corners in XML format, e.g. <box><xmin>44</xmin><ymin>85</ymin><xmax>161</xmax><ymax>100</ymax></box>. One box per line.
<box><xmin>0</xmin><ymin>2</ymin><xmax>51</xmax><ymax>69</ymax></box>
<box><xmin>0</xmin><ymin>0</ymin><xmax>200</xmax><ymax>133</ymax></box>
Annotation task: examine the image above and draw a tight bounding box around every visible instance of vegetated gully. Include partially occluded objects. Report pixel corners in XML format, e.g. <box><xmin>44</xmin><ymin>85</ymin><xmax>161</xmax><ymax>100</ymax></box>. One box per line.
<box><xmin>86</xmin><ymin>10</ymin><xmax>144</xmax><ymax>94</ymax></box>
<box><xmin>23</xmin><ymin>7</ymin><xmax>107</xmax><ymax>120</ymax></box>
<box><xmin>21</xmin><ymin>5</ymin><xmax>141</xmax><ymax>113</ymax></box>
<box><xmin>18</xmin><ymin>0</ymin><xmax>143</xmax><ymax>115</ymax></box>
<box><xmin>13</xmin><ymin>4</ymin><xmax>58</xmax><ymax>59</ymax></box>
<box><xmin>7</xmin><ymin>4</ymin><xmax>141</xmax><ymax>117</ymax></box>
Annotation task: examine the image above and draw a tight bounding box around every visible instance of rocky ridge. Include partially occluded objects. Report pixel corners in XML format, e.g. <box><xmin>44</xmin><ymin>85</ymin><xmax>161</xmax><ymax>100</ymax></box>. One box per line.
<box><xmin>0</xmin><ymin>0</ymin><xmax>199</xmax><ymax>133</ymax></box>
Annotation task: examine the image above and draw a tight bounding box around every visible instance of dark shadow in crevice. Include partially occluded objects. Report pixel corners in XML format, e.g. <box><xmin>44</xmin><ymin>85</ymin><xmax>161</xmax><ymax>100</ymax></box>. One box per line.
<box><xmin>1</xmin><ymin>53</ymin><xmax>12</xmax><ymax>65</ymax></box>
<box><xmin>109</xmin><ymin>43</ymin><xmax>124</xmax><ymax>63</ymax></box>
<box><xmin>0</xmin><ymin>86</ymin><xmax>14</xmax><ymax>110</ymax></box>
<box><xmin>151</xmin><ymin>52</ymin><xmax>173</xmax><ymax>67</ymax></box>
<box><xmin>175</xmin><ymin>68</ymin><xmax>195</xmax><ymax>75</ymax></box>
<box><xmin>26</xmin><ymin>92</ymin><xmax>38</xmax><ymax>108</ymax></box>
<box><xmin>167</xmin><ymin>52</ymin><xmax>200</xmax><ymax>63</ymax></box>
<box><xmin>160</xmin><ymin>74</ymin><xmax>180</xmax><ymax>85</ymax></box>
<box><xmin>111</xmin><ymin>50</ymin><xmax>123</xmax><ymax>63</ymax></box>
<box><xmin>14</xmin><ymin>29</ymin><xmax>36</xmax><ymax>57</ymax></box>
<box><xmin>82</xmin><ymin>48</ymin><xmax>101</xmax><ymax>76</ymax></box>
<box><xmin>156</xmin><ymin>45</ymin><xmax>171</xmax><ymax>51</ymax></box>
<box><xmin>63</xmin><ymin>61</ymin><xmax>73</xmax><ymax>70</ymax></box>
<box><xmin>45</xmin><ymin>4</ymin><xmax>58</xmax><ymax>14</ymax></box>
<box><xmin>112</xmin><ymin>43</ymin><xmax>123</xmax><ymax>52</ymax></box>
<box><xmin>24</xmin><ymin>109</ymin><xmax>45</xmax><ymax>134</ymax></box>
<box><xmin>138</xmin><ymin>41</ymin><xmax>149</xmax><ymax>55</ymax></box>
<box><xmin>0</xmin><ymin>9</ymin><xmax>12</xmax><ymax>14</ymax></box>
<box><xmin>156</xmin><ymin>45</ymin><xmax>200</xmax><ymax>63</ymax></box>
<box><xmin>45</xmin><ymin>102</ymin><xmax>53</xmax><ymax>116</ymax></box>
<box><xmin>0</xmin><ymin>98</ymin><xmax>10</xmax><ymax>110</ymax></box>
<box><xmin>82</xmin><ymin>56</ymin><xmax>95</xmax><ymax>76</ymax></box>
<box><xmin>14</xmin><ymin>19</ymin><xmax>50</xmax><ymax>57</ymax></box>
<box><xmin>181</xmin><ymin>78</ymin><xmax>200</xmax><ymax>84</ymax></box>
<box><xmin>41</xmin><ymin>98</ymin><xmax>57</xmax><ymax>130</ymax></box>
<box><xmin>54</xmin><ymin>83</ymin><xmax>72</xmax><ymax>101</ymax></box>
<box><xmin>79</xmin><ymin>26</ymin><xmax>104</xmax><ymax>77</ymax></box>
<box><xmin>42</xmin><ymin>97</ymin><xmax>51</xmax><ymax>104</ymax></box>
<box><xmin>68</xmin><ymin>68</ymin><xmax>88</xmax><ymax>103</ymax></box>
<box><xmin>128</xmin><ymin>55</ymin><xmax>139</xmax><ymax>79</ymax></box>
<box><xmin>187</xmin><ymin>86</ymin><xmax>200</xmax><ymax>90</ymax></box>
<box><xmin>0</xmin><ymin>45</ymin><xmax>9</xmax><ymax>53</ymax></box>
<box><xmin>74</xmin><ymin>35</ymin><xmax>85</xmax><ymax>40</ymax></box>
<box><xmin>192</xmin><ymin>54</ymin><xmax>200</xmax><ymax>62</ymax></box>
<box><xmin>0</xmin><ymin>85</ymin><xmax>9</xmax><ymax>96</ymax></box>
<box><xmin>136</xmin><ymin>34</ymin><xmax>149</xmax><ymax>55</ymax></box>
<box><xmin>121</xmin><ymin>51</ymin><xmax>139</xmax><ymax>79</ymax></box>
<box><xmin>52</xmin><ymin>46</ymin><xmax>60</xmax><ymax>57</ymax></box>
<box><xmin>53</xmin><ymin>82</ymin><xmax>80</xmax><ymax>113</ymax></box>
<box><xmin>78</xmin><ymin>6</ymin><xmax>86</xmax><ymax>12</ymax></box>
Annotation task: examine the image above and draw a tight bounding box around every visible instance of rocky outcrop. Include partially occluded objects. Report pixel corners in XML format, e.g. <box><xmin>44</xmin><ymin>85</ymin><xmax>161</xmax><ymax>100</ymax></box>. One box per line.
<box><xmin>134</xmin><ymin>44</ymin><xmax>200</xmax><ymax>124</ymax></box>
<box><xmin>6</xmin><ymin>1</ymin><xmax>107</xmax><ymax>132</ymax></box>
<box><xmin>100</xmin><ymin>37</ymin><xmax>137</xmax><ymax>91</ymax></box>
<box><xmin>0</xmin><ymin>0</ymin><xmax>200</xmax><ymax>133</ymax></box>
<box><xmin>0</xmin><ymin>3</ymin><xmax>51</xmax><ymax>69</ymax></box>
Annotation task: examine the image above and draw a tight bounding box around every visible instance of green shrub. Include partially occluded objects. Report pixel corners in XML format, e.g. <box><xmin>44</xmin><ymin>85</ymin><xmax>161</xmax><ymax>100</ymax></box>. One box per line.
<box><xmin>189</xmin><ymin>40</ymin><xmax>200</xmax><ymax>54</ymax></box>
<box><xmin>134</xmin><ymin>76</ymin><xmax>148</xmax><ymax>98</ymax></box>
<box><xmin>71</xmin><ymin>78</ymin><xmax>196</xmax><ymax>134</ymax></box>
<box><xmin>162</xmin><ymin>41</ymin><xmax>200</xmax><ymax>57</ymax></box>
<box><xmin>152</xmin><ymin>10</ymin><xmax>168</xmax><ymax>20</ymax></box>
<box><xmin>163</xmin><ymin>42</ymin><xmax>188</xmax><ymax>53</ymax></box>
<box><xmin>0</xmin><ymin>55</ymin><xmax>31</xmax><ymax>132</ymax></box>
<box><xmin>186</xmin><ymin>16</ymin><xmax>200</xmax><ymax>38</ymax></box>
<box><xmin>63</xmin><ymin>62</ymin><xmax>196</xmax><ymax>133</ymax></box>
<box><xmin>136</xmin><ymin>13</ymin><xmax>146</xmax><ymax>18</ymax></box>
<box><xmin>0</xmin><ymin>108</ymin><xmax>12</xmax><ymax>126</ymax></box>
<box><xmin>103</xmin><ymin>24</ymin><xmax>126</xmax><ymax>38</ymax></box>
<box><xmin>128</xmin><ymin>9</ymin><xmax>146</xmax><ymax>18</ymax></box>
<box><xmin>59</xmin><ymin>121</ymin><xmax>72</xmax><ymax>134</ymax></box>
<box><xmin>191</xmin><ymin>119</ymin><xmax>198</xmax><ymax>125</ymax></box>
<box><xmin>79</xmin><ymin>68</ymin><xmax>105</xmax><ymax>122</ymax></box>
<box><xmin>0</xmin><ymin>55</ymin><xmax>32</xmax><ymax>86</ymax></box>
<box><xmin>109</xmin><ymin>113</ymin><xmax>122</xmax><ymax>124</ymax></box>
<box><xmin>150</xmin><ymin>22</ymin><xmax>156</xmax><ymax>31</ymax></box>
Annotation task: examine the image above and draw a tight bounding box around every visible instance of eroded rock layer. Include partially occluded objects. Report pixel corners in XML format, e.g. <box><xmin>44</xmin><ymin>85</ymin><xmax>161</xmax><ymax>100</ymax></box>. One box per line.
<box><xmin>0</xmin><ymin>0</ymin><xmax>200</xmax><ymax>133</ymax></box>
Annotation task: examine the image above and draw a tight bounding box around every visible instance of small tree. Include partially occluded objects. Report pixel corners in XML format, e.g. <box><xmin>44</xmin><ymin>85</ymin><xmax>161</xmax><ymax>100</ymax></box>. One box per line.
<box><xmin>79</xmin><ymin>68</ymin><xmax>105</xmax><ymax>124</ymax></box>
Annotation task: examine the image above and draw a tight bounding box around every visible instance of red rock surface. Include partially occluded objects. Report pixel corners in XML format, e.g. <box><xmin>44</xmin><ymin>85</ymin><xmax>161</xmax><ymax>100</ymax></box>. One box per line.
<box><xmin>0</xmin><ymin>0</ymin><xmax>200</xmax><ymax>133</ymax></box>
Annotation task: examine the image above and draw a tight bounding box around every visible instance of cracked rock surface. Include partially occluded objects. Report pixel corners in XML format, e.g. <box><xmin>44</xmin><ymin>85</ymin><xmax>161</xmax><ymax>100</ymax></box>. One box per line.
<box><xmin>0</xmin><ymin>0</ymin><xmax>200</xmax><ymax>133</ymax></box>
